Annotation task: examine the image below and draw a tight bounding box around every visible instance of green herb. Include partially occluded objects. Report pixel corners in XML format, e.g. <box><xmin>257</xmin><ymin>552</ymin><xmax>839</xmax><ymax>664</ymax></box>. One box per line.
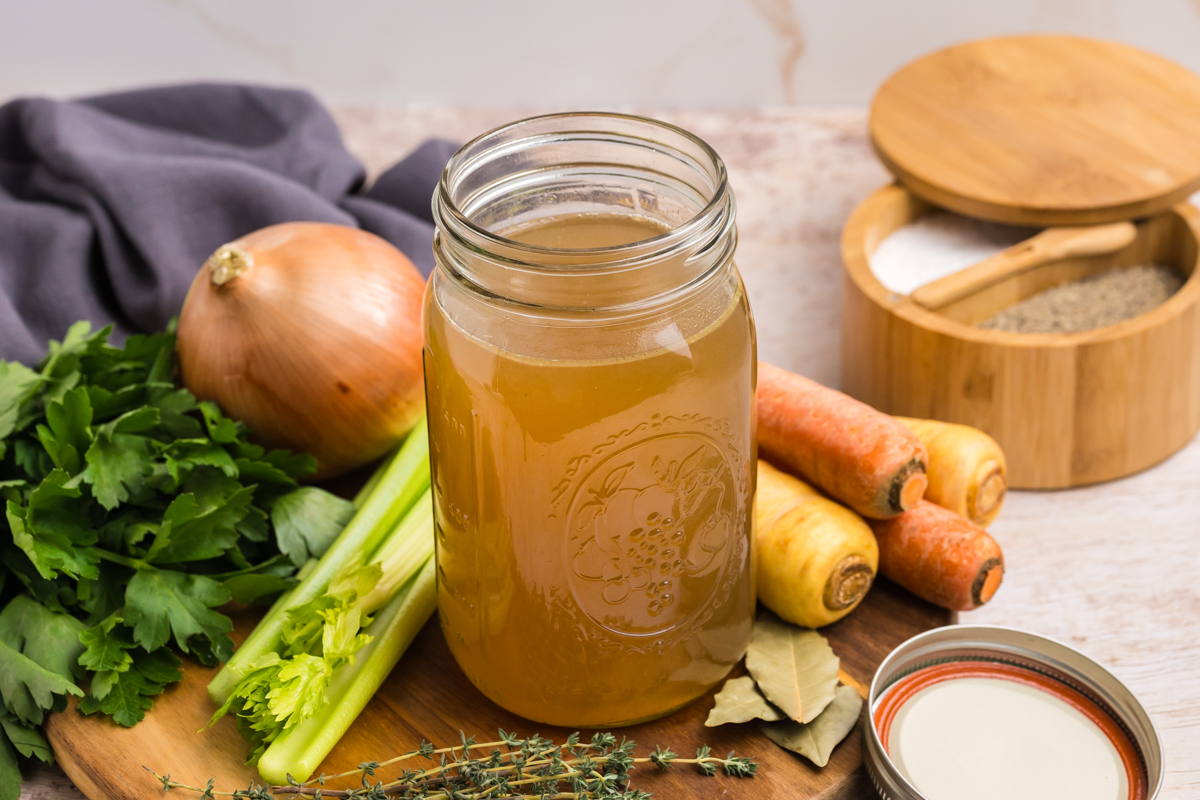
<box><xmin>0</xmin><ymin>714</ymin><xmax>53</xmax><ymax>800</ymax></box>
<box><xmin>0</xmin><ymin>322</ymin><xmax>352</xmax><ymax>797</ymax></box>
<box><xmin>148</xmin><ymin>730</ymin><xmax>757</xmax><ymax>799</ymax></box>
<box><xmin>272</xmin><ymin>488</ymin><xmax>355</xmax><ymax>568</ymax></box>
<box><xmin>209</xmin><ymin>422</ymin><xmax>434</xmax><ymax>781</ymax></box>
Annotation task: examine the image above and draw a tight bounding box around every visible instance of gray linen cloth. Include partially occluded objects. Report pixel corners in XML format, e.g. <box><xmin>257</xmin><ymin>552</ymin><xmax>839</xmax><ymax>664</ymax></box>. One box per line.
<box><xmin>0</xmin><ymin>83</ymin><xmax>457</xmax><ymax>363</ymax></box>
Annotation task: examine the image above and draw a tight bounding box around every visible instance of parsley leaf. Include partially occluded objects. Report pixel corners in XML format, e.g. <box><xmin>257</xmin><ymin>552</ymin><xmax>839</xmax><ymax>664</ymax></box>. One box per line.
<box><xmin>161</xmin><ymin>439</ymin><xmax>238</xmax><ymax>486</ymax></box>
<box><xmin>0</xmin><ymin>362</ymin><xmax>42</xmax><ymax>443</ymax></box>
<box><xmin>78</xmin><ymin>648</ymin><xmax>182</xmax><ymax>727</ymax></box>
<box><xmin>220</xmin><ymin>574</ymin><xmax>294</xmax><ymax>605</ymax></box>
<box><xmin>261</xmin><ymin>450</ymin><xmax>317</xmax><ymax>482</ymax></box>
<box><xmin>272</xmin><ymin>487</ymin><xmax>355</xmax><ymax>566</ymax></box>
<box><xmin>81</xmin><ymin>407</ymin><xmax>161</xmax><ymax>510</ymax></box>
<box><xmin>123</xmin><ymin>569</ymin><xmax>233</xmax><ymax>656</ymax></box>
<box><xmin>29</xmin><ymin>322</ymin><xmax>111</xmax><ymax>427</ymax></box>
<box><xmin>5</xmin><ymin>470</ymin><xmax>99</xmax><ymax>580</ymax></box>
<box><xmin>0</xmin><ymin>596</ymin><xmax>85</xmax><ymax>725</ymax></box>
<box><xmin>0</xmin><ymin>730</ymin><xmax>18</xmax><ymax>800</ymax></box>
<box><xmin>0</xmin><ymin>712</ymin><xmax>53</xmax><ymax>800</ymax></box>
<box><xmin>132</xmin><ymin>647</ymin><xmax>184</xmax><ymax>686</ymax></box>
<box><xmin>0</xmin><ymin>714</ymin><xmax>52</xmax><ymax>763</ymax></box>
<box><xmin>146</xmin><ymin>387</ymin><xmax>203</xmax><ymax>440</ymax></box>
<box><xmin>0</xmin><ymin>548</ymin><xmax>72</xmax><ymax>614</ymax></box>
<box><xmin>82</xmin><ymin>432</ymin><xmax>151</xmax><ymax>510</ymax></box>
<box><xmin>35</xmin><ymin>387</ymin><xmax>93</xmax><ymax>475</ymax></box>
<box><xmin>197</xmin><ymin>401</ymin><xmax>241</xmax><ymax>444</ymax></box>
<box><xmin>145</xmin><ymin>482</ymin><xmax>253</xmax><ymax>564</ymax></box>
<box><xmin>78</xmin><ymin>614</ymin><xmax>136</xmax><ymax>674</ymax></box>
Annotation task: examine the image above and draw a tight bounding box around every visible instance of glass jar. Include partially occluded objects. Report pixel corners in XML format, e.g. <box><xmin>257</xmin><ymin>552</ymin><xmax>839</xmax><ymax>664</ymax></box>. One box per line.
<box><xmin>425</xmin><ymin>113</ymin><xmax>756</xmax><ymax>728</ymax></box>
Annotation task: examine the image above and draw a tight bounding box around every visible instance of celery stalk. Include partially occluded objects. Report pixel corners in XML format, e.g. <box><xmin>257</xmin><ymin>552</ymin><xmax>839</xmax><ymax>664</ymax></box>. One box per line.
<box><xmin>359</xmin><ymin>490</ymin><xmax>433</xmax><ymax>615</ymax></box>
<box><xmin>249</xmin><ymin>556</ymin><xmax>320</xmax><ymax>632</ymax></box>
<box><xmin>237</xmin><ymin>557</ymin><xmax>321</xmax><ymax>659</ymax></box>
<box><xmin>352</xmin><ymin>447</ymin><xmax>398</xmax><ymax>509</ymax></box>
<box><xmin>256</xmin><ymin>557</ymin><xmax>437</xmax><ymax>784</ymax></box>
<box><xmin>209</xmin><ymin>418</ymin><xmax>430</xmax><ymax>704</ymax></box>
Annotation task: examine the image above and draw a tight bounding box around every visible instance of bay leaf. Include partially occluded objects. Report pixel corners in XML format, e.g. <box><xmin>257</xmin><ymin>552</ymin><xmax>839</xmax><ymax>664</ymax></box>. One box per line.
<box><xmin>745</xmin><ymin>612</ymin><xmax>839</xmax><ymax>723</ymax></box>
<box><xmin>705</xmin><ymin>675</ymin><xmax>785</xmax><ymax>726</ymax></box>
<box><xmin>760</xmin><ymin>684</ymin><xmax>864</xmax><ymax>767</ymax></box>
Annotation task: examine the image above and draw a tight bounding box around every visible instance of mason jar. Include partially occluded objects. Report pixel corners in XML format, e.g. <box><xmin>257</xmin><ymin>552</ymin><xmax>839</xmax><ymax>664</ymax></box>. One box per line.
<box><xmin>425</xmin><ymin>113</ymin><xmax>756</xmax><ymax>727</ymax></box>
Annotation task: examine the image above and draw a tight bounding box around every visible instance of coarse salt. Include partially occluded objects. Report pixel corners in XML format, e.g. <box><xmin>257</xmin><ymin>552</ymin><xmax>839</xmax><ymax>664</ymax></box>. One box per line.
<box><xmin>868</xmin><ymin>212</ymin><xmax>1038</xmax><ymax>295</ymax></box>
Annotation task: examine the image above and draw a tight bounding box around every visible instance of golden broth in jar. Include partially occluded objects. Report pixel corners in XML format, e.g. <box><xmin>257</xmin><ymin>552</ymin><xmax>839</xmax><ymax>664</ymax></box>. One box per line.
<box><xmin>426</xmin><ymin>115</ymin><xmax>755</xmax><ymax>728</ymax></box>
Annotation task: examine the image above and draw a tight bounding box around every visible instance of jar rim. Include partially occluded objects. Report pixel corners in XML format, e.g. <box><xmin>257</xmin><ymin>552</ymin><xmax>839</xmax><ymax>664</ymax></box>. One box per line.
<box><xmin>434</xmin><ymin>111</ymin><xmax>731</xmax><ymax>262</ymax></box>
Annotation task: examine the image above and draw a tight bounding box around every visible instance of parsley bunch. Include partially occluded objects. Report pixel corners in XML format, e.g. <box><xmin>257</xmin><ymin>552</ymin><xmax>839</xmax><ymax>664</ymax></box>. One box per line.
<box><xmin>0</xmin><ymin>322</ymin><xmax>354</xmax><ymax>800</ymax></box>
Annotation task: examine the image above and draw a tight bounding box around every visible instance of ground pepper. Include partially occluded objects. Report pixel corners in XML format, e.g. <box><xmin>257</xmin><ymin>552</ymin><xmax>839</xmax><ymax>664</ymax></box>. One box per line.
<box><xmin>978</xmin><ymin>265</ymin><xmax>1183</xmax><ymax>334</ymax></box>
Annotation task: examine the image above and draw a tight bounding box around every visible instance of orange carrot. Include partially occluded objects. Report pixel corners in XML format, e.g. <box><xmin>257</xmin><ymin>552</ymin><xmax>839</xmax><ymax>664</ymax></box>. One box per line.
<box><xmin>869</xmin><ymin>500</ymin><xmax>1004</xmax><ymax>611</ymax></box>
<box><xmin>757</xmin><ymin>362</ymin><xmax>928</xmax><ymax>519</ymax></box>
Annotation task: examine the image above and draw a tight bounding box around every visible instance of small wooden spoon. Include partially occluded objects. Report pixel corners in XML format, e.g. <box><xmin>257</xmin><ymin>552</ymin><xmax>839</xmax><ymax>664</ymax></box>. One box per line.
<box><xmin>910</xmin><ymin>221</ymin><xmax>1138</xmax><ymax>310</ymax></box>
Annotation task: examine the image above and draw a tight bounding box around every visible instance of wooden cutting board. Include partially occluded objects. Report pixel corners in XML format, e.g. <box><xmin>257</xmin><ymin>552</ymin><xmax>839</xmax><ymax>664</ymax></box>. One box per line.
<box><xmin>45</xmin><ymin>579</ymin><xmax>949</xmax><ymax>800</ymax></box>
<box><xmin>870</xmin><ymin>35</ymin><xmax>1200</xmax><ymax>226</ymax></box>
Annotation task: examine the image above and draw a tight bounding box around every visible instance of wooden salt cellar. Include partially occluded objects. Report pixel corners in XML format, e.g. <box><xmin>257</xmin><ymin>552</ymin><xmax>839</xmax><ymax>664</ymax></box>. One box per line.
<box><xmin>842</xmin><ymin>36</ymin><xmax>1200</xmax><ymax>488</ymax></box>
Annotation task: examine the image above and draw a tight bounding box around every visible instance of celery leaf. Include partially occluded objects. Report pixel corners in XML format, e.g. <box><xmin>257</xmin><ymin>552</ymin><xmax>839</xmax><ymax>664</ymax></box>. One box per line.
<box><xmin>265</xmin><ymin>653</ymin><xmax>331</xmax><ymax>730</ymax></box>
<box><xmin>281</xmin><ymin>564</ymin><xmax>380</xmax><ymax>659</ymax></box>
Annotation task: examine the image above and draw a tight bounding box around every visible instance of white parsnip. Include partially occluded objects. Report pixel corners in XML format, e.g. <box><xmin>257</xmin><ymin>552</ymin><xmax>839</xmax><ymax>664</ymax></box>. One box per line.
<box><xmin>756</xmin><ymin>461</ymin><xmax>879</xmax><ymax>628</ymax></box>
<box><xmin>896</xmin><ymin>417</ymin><xmax>1007</xmax><ymax>527</ymax></box>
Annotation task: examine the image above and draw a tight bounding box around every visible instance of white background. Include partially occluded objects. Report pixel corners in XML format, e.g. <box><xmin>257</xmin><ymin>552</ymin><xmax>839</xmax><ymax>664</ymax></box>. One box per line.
<box><xmin>5</xmin><ymin>0</ymin><xmax>1200</xmax><ymax>107</ymax></box>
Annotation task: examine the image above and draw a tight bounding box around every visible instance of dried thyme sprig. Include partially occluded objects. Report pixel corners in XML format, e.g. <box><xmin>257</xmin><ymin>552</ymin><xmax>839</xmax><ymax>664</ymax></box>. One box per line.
<box><xmin>146</xmin><ymin>731</ymin><xmax>757</xmax><ymax>800</ymax></box>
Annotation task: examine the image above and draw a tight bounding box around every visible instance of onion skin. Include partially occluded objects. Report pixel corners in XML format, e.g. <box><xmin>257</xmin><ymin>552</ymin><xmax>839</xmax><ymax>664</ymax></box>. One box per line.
<box><xmin>177</xmin><ymin>222</ymin><xmax>426</xmax><ymax>481</ymax></box>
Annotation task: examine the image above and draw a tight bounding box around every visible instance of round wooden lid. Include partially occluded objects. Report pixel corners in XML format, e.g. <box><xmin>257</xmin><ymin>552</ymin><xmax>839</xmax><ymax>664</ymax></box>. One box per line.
<box><xmin>870</xmin><ymin>36</ymin><xmax>1200</xmax><ymax>225</ymax></box>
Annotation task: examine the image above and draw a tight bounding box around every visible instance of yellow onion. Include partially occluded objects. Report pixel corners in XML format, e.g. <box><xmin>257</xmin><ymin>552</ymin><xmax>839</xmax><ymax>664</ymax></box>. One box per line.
<box><xmin>176</xmin><ymin>222</ymin><xmax>426</xmax><ymax>480</ymax></box>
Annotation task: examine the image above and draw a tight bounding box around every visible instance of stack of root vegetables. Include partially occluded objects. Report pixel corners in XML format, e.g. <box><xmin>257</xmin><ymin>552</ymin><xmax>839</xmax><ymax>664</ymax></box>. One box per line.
<box><xmin>755</xmin><ymin>362</ymin><xmax>1007</xmax><ymax>626</ymax></box>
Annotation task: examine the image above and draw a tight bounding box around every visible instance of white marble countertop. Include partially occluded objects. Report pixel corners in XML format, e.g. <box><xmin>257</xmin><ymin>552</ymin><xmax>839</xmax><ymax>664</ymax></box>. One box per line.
<box><xmin>20</xmin><ymin>107</ymin><xmax>1200</xmax><ymax>800</ymax></box>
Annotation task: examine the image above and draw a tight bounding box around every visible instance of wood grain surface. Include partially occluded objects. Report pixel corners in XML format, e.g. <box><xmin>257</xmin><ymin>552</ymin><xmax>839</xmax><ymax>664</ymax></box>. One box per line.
<box><xmin>870</xmin><ymin>36</ymin><xmax>1200</xmax><ymax>226</ymax></box>
<box><xmin>841</xmin><ymin>183</ymin><xmax>1200</xmax><ymax>489</ymax></box>
<box><xmin>45</xmin><ymin>581</ymin><xmax>949</xmax><ymax>800</ymax></box>
<box><xmin>18</xmin><ymin>108</ymin><xmax>1200</xmax><ymax>800</ymax></box>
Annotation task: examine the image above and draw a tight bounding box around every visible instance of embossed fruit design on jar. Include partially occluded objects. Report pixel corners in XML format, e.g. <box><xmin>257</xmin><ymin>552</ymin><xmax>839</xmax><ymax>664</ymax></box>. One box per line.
<box><xmin>426</xmin><ymin>114</ymin><xmax>755</xmax><ymax>727</ymax></box>
<box><xmin>571</xmin><ymin>438</ymin><xmax>734</xmax><ymax>629</ymax></box>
